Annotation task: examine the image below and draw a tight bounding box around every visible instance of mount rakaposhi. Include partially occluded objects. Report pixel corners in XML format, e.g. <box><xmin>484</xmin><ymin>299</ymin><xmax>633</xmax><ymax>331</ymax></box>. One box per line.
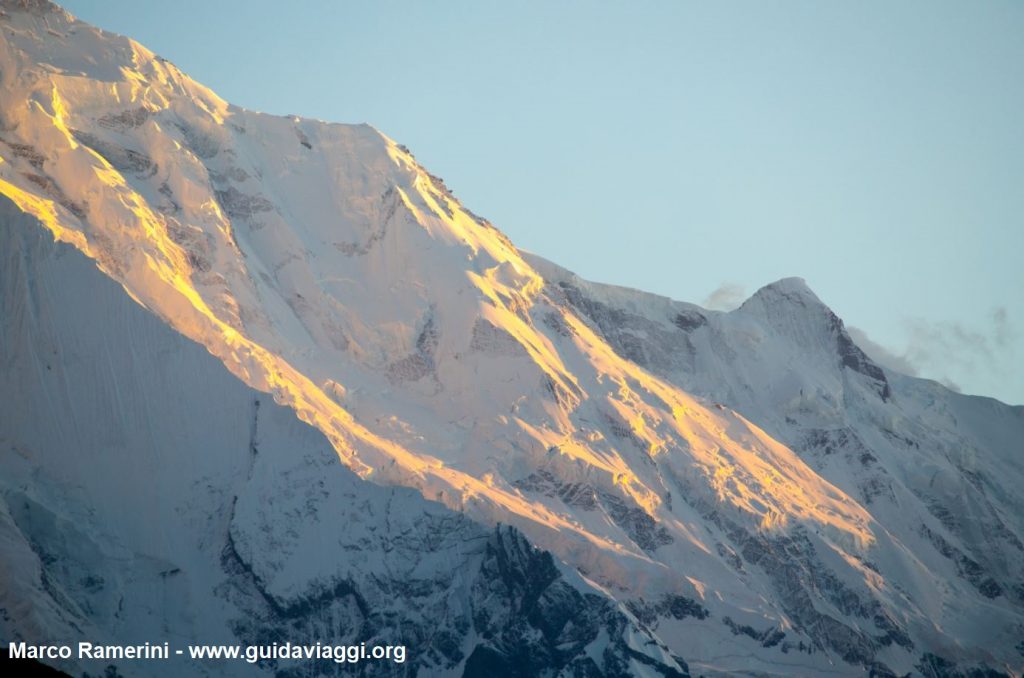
<box><xmin>2</xmin><ymin>1</ymin><xmax>1022</xmax><ymax>675</ymax></box>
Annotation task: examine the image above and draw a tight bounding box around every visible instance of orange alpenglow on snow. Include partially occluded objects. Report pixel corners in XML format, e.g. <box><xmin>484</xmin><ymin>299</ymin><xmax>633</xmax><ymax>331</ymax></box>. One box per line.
<box><xmin>4</xmin><ymin>5</ymin><xmax>1024</xmax><ymax>676</ymax></box>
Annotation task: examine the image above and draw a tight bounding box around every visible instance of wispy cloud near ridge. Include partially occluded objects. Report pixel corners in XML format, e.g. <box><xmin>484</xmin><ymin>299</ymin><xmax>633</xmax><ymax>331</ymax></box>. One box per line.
<box><xmin>703</xmin><ymin>282</ymin><xmax>747</xmax><ymax>311</ymax></box>
<box><xmin>850</xmin><ymin>307</ymin><xmax>1017</xmax><ymax>397</ymax></box>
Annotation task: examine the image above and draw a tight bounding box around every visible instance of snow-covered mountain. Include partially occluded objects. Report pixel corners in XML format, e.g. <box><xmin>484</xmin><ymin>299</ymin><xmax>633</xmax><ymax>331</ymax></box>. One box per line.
<box><xmin>1</xmin><ymin>2</ymin><xmax>1021</xmax><ymax>675</ymax></box>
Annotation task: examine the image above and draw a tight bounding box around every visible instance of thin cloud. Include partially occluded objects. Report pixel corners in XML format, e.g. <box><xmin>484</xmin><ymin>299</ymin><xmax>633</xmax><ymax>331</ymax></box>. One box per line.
<box><xmin>849</xmin><ymin>307</ymin><xmax>1016</xmax><ymax>397</ymax></box>
<box><xmin>993</xmin><ymin>306</ymin><xmax>1013</xmax><ymax>348</ymax></box>
<box><xmin>902</xmin><ymin>307</ymin><xmax>1015</xmax><ymax>372</ymax></box>
<box><xmin>703</xmin><ymin>282</ymin><xmax>747</xmax><ymax>311</ymax></box>
<box><xmin>846</xmin><ymin>326</ymin><xmax>919</xmax><ymax>376</ymax></box>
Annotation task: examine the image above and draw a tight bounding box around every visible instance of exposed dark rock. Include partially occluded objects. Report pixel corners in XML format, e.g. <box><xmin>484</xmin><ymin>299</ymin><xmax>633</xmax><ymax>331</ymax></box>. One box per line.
<box><xmin>722</xmin><ymin>616</ymin><xmax>786</xmax><ymax>648</ymax></box>
<box><xmin>598</xmin><ymin>490</ymin><xmax>674</xmax><ymax>553</ymax></box>
<box><xmin>213</xmin><ymin>186</ymin><xmax>274</xmax><ymax>220</ymax></box>
<box><xmin>71</xmin><ymin>130</ymin><xmax>156</xmax><ymax>176</ymax></box>
<box><xmin>915</xmin><ymin>652</ymin><xmax>1011</xmax><ymax>678</ymax></box>
<box><xmin>20</xmin><ymin>173</ymin><xmax>86</xmax><ymax>219</ymax></box>
<box><xmin>828</xmin><ymin>311</ymin><xmax>891</xmax><ymax>400</ymax></box>
<box><xmin>556</xmin><ymin>281</ymin><xmax>697</xmax><ymax>376</ymax></box>
<box><xmin>0</xmin><ymin>648</ymin><xmax>71</xmax><ymax>676</ymax></box>
<box><xmin>173</xmin><ymin>121</ymin><xmax>220</xmax><ymax>159</ymax></box>
<box><xmin>542</xmin><ymin>309</ymin><xmax>577</xmax><ymax>338</ymax></box>
<box><xmin>514</xmin><ymin>470</ymin><xmax>599</xmax><ymax>512</ymax></box>
<box><xmin>468</xmin><ymin>527</ymin><xmax>689</xmax><ymax>676</ymax></box>
<box><xmin>387</xmin><ymin>315</ymin><xmax>439</xmax><ymax>384</ymax></box>
<box><xmin>217</xmin><ymin>513</ymin><xmax>687</xmax><ymax>677</ymax></box>
<box><xmin>96</xmin><ymin>107</ymin><xmax>150</xmax><ymax>130</ymax></box>
<box><xmin>672</xmin><ymin>310</ymin><xmax>707</xmax><ymax>332</ymax></box>
<box><xmin>706</xmin><ymin>510</ymin><xmax>913</xmax><ymax>664</ymax></box>
<box><xmin>920</xmin><ymin>524</ymin><xmax>1003</xmax><ymax>599</ymax></box>
<box><xmin>335</xmin><ymin>186</ymin><xmax>396</xmax><ymax>255</ymax></box>
<box><xmin>470</xmin><ymin>318</ymin><xmax>528</xmax><ymax>357</ymax></box>
<box><xmin>3</xmin><ymin>139</ymin><xmax>45</xmax><ymax>169</ymax></box>
<box><xmin>797</xmin><ymin>427</ymin><xmax>868</xmax><ymax>459</ymax></box>
<box><xmin>156</xmin><ymin>182</ymin><xmax>180</xmax><ymax>213</ymax></box>
<box><xmin>626</xmin><ymin>594</ymin><xmax>710</xmax><ymax>628</ymax></box>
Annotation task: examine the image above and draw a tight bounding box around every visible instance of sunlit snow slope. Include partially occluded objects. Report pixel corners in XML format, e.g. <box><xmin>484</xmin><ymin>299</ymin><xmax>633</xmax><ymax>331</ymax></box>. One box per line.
<box><xmin>2</xmin><ymin>2</ymin><xmax>1022</xmax><ymax>676</ymax></box>
<box><xmin>2</xmin><ymin>202</ymin><xmax>691</xmax><ymax>678</ymax></box>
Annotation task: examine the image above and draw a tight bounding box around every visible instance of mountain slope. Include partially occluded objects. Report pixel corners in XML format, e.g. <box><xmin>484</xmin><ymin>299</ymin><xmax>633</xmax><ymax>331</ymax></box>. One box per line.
<box><xmin>0</xmin><ymin>198</ymin><xmax>688</xmax><ymax>677</ymax></box>
<box><xmin>530</xmin><ymin>254</ymin><xmax>1024</xmax><ymax>672</ymax></box>
<box><xmin>1</xmin><ymin>2</ymin><xmax>1021</xmax><ymax>675</ymax></box>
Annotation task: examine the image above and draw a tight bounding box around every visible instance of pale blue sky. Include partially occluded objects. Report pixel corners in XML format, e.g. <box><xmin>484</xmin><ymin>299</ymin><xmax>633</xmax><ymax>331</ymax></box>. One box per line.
<box><xmin>60</xmin><ymin>1</ymin><xmax>1023</xmax><ymax>405</ymax></box>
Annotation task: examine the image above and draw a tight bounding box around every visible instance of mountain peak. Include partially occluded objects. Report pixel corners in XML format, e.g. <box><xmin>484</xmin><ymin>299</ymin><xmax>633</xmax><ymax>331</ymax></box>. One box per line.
<box><xmin>4</xmin><ymin>7</ymin><xmax>1023</xmax><ymax>676</ymax></box>
<box><xmin>737</xmin><ymin>276</ymin><xmax>830</xmax><ymax>322</ymax></box>
<box><xmin>738</xmin><ymin>277</ymin><xmax>892</xmax><ymax>400</ymax></box>
<box><xmin>743</xmin><ymin>276</ymin><xmax>825</xmax><ymax>310</ymax></box>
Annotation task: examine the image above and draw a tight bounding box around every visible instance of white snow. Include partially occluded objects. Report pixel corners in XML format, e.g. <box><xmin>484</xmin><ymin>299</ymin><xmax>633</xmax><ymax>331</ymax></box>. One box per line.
<box><xmin>1</xmin><ymin>3</ymin><xmax>1022</xmax><ymax>675</ymax></box>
